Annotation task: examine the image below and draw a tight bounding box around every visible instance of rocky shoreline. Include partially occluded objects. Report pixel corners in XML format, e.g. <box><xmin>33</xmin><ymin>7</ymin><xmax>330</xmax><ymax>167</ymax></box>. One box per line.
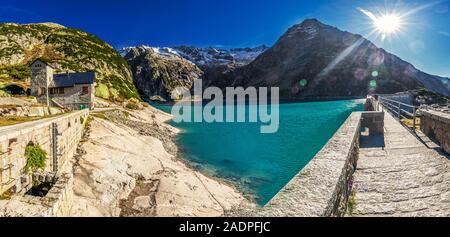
<box><xmin>70</xmin><ymin>105</ymin><xmax>253</xmax><ymax>217</ymax></box>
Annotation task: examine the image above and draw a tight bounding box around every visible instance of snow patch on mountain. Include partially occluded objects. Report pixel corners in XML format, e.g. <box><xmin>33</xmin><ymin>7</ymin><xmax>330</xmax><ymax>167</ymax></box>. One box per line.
<box><xmin>120</xmin><ymin>45</ymin><xmax>269</xmax><ymax>67</ymax></box>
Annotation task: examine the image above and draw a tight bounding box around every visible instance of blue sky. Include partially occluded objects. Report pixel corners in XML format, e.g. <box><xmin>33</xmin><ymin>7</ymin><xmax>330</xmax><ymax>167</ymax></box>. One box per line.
<box><xmin>1</xmin><ymin>0</ymin><xmax>449</xmax><ymax>78</ymax></box>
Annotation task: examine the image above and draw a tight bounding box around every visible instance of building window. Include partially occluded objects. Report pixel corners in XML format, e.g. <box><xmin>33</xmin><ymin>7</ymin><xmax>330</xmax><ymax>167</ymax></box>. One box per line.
<box><xmin>82</xmin><ymin>86</ymin><xmax>89</xmax><ymax>95</ymax></box>
<box><xmin>50</xmin><ymin>88</ymin><xmax>65</xmax><ymax>95</ymax></box>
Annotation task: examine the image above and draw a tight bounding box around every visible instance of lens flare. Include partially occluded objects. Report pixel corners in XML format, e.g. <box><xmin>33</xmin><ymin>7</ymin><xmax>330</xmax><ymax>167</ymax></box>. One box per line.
<box><xmin>372</xmin><ymin>71</ymin><xmax>379</xmax><ymax>77</ymax></box>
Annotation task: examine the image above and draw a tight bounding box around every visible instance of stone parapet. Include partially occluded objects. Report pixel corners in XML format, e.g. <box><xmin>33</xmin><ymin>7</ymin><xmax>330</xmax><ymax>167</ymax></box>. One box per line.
<box><xmin>420</xmin><ymin>110</ymin><xmax>450</xmax><ymax>154</ymax></box>
<box><xmin>361</xmin><ymin>111</ymin><xmax>384</xmax><ymax>135</ymax></box>
<box><xmin>259</xmin><ymin>113</ymin><xmax>363</xmax><ymax>217</ymax></box>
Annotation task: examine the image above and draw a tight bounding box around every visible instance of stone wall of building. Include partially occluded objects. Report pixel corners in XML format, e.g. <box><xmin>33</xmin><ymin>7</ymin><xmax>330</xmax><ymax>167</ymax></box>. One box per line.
<box><xmin>30</xmin><ymin>60</ymin><xmax>53</xmax><ymax>106</ymax></box>
<box><xmin>51</xmin><ymin>84</ymin><xmax>95</xmax><ymax>110</ymax></box>
<box><xmin>0</xmin><ymin>110</ymin><xmax>89</xmax><ymax>196</ymax></box>
<box><xmin>421</xmin><ymin>110</ymin><xmax>450</xmax><ymax>154</ymax></box>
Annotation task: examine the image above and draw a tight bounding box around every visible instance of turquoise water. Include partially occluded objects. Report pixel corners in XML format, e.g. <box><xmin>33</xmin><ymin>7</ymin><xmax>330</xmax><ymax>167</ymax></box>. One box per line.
<box><xmin>154</xmin><ymin>100</ymin><xmax>364</xmax><ymax>205</ymax></box>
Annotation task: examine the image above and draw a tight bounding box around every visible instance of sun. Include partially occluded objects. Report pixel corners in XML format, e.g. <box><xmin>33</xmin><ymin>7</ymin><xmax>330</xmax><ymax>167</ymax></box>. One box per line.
<box><xmin>374</xmin><ymin>14</ymin><xmax>402</xmax><ymax>34</ymax></box>
<box><xmin>358</xmin><ymin>8</ymin><xmax>405</xmax><ymax>40</ymax></box>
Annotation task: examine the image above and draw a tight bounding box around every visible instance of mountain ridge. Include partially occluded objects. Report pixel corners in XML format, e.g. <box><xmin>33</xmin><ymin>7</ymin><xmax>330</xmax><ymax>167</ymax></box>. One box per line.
<box><xmin>121</xmin><ymin>19</ymin><xmax>449</xmax><ymax>99</ymax></box>
<box><xmin>226</xmin><ymin>18</ymin><xmax>450</xmax><ymax>98</ymax></box>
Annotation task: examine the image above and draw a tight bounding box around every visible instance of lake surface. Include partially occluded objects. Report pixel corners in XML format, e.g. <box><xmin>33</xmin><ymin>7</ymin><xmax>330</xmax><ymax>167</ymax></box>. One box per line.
<box><xmin>154</xmin><ymin>99</ymin><xmax>364</xmax><ymax>205</ymax></box>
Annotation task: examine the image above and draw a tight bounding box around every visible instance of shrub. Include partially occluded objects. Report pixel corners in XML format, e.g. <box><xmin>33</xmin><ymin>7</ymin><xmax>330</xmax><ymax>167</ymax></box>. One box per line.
<box><xmin>125</xmin><ymin>98</ymin><xmax>140</xmax><ymax>110</ymax></box>
<box><xmin>0</xmin><ymin>90</ymin><xmax>11</xmax><ymax>97</ymax></box>
<box><xmin>24</xmin><ymin>142</ymin><xmax>47</xmax><ymax>173</ymax></box>
<box><xmin>95</xmin><ymin>83</ymin><xmax>110</xmax><ymax>99</ymax></box>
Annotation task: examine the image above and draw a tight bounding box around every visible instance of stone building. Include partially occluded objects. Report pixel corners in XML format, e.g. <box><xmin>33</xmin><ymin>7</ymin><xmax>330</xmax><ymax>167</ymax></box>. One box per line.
<box><xmin>30</xmin><ymin>59</ymin><xmax>96</xmax><ymax>110</ymax></box>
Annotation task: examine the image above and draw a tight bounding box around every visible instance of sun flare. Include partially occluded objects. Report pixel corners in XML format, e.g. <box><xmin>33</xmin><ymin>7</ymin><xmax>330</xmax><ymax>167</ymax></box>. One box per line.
<box><xmin>374</xmin><ymin>14</ymin><xmax>402</xmax><ymax>34</ymax></box>
<box><xmin>358</xmin><ymin>8</ymin><xmax>405</xmax><ymax>40</ymax></box>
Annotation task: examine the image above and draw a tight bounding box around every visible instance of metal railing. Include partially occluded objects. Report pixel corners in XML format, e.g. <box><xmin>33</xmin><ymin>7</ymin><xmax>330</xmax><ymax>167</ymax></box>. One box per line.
<box><xmin>377</xmin><ymin>96</ymin><xmax>419</xmax><ymax>132</ymax></box>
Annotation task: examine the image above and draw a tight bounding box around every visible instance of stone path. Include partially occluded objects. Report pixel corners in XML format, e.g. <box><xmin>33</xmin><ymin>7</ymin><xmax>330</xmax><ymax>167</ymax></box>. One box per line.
<box><xmin>351</xmin><ymin>112</ymin><xmax>450</xmax><ymax>217</ymax></box>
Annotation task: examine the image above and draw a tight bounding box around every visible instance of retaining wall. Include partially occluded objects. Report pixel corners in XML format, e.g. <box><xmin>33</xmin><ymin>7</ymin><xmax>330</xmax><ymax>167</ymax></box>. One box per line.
<box><xmin>0</xmin><ymin>110</ymin><xmax>89</xmax><ymax>195</ymax></box>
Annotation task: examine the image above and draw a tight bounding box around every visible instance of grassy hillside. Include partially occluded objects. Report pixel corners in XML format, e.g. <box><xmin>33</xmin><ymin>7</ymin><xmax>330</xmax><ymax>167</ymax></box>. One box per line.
<box><xmin>0</xmin><ymin>23</ymin><xmax>140</xmax><ymax>101</ymax></box>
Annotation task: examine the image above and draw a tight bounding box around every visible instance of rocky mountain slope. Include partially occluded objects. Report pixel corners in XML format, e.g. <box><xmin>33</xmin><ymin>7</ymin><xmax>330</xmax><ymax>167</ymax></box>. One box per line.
<box><xmin>0</xmin><ymin>23</ymin><xmax>140</xmax><ymax>101</ymax></box>
<box><xmin>121</xmin><ymin>45</ymin><xmax>268</xmax><ymax>67</ymax></box>
<box><xmin>225</xmin><ymin>19</ymin><xmax>450</xmax><ymax>98</ymax></box>
<box><xmin>124</xmin><ymin>46</ymin><xmax>203</xmax><ymax>101</ymax></box>
<box><xmin>172</xmin><ymin>45</ymin><xmax>268</xmax><ymax>67</ymax></box>
<box><xmin>174</xmin><ymin>46</ymin><xmax>269</xmax><ymax>89</ymax></box>
<box><xmin>122</xmin><ymin>45</ymin><xmax>267</xmax><ymax>101</ymax></box>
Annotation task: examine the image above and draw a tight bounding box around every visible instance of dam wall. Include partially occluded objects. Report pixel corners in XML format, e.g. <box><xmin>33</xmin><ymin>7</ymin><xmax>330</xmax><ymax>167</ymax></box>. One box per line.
<box><xmin>0</xmin><ymin>110</ymin><xmax>89</xmax><ymax>196</ymax></box>
<box><xmin>259</xmin><ymin>109</ymin><xmax>384</xmax><ymax>217</ymax></box>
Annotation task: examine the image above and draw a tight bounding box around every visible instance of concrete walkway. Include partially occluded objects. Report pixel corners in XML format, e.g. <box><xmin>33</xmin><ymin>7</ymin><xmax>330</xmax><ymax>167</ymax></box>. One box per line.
<box><xmin>351</xmin><ymin>112</ymin><xmax>450</xmax><ymax>217</ymax></box>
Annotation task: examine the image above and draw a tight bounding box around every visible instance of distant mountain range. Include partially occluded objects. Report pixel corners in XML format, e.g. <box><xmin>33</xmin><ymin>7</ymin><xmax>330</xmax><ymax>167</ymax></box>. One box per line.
<box><xmin>121</xmin><ymin>45</ymin><xmax>268</xmax><ymax>100</ymax></box>
<box><xmin>2</xmin><ymin>21</ymin><xmax>446</xmax><ymax>103</ymax></box>
<box><xmin>120</xmin><ymin>45</ymin><xmax>268</xmax><ymax>67</ymax></box>
<box><xmin>122</xmin><ymin>19</ymin><xmax>450</xmax><ymax>101</ymax></box>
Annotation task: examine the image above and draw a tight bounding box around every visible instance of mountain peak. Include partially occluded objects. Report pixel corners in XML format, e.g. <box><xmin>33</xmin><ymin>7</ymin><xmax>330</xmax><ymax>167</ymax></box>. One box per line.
<box><xmin>21</xmin><ymin>22</ymin><xmax>66</xmax><ymax>28</ymax></box>
<box><xmin>283</xmin><ymin>19</ymin><xmax>326</xmax><ymax>40</ymax></box>
<box><xmin>301</xmin><ymin>18</ymin><xmax>321</xmax><ymax>24</ymax></box>
<box><xmin>227</xmin><ymin>20</ymin><xmax>450</xmax><ymax>98</ymax></box>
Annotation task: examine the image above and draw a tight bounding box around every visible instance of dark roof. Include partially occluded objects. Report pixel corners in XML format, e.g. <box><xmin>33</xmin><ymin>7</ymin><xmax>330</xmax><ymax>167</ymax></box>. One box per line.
<box><xmin>52</xmin><ymin>72</ymin><xmax>95</xmax><ymax>87</ymax></box>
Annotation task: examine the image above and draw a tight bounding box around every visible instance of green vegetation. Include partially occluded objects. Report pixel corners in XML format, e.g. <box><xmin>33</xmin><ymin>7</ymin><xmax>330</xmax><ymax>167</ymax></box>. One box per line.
<box><xmin>125</xmin><ymin>98</ymin><xmax>140</xmax><ymax>110</ymax></box>
<box><xmin>0</xmin><ymin>90</ymin><xmax>11</xmax><ymax>97</ymax></box>
<box><xmin>0</xmin><ymin>116</ymin><xmax>43</xmax><ymax>127</ymax></box>
<box><xmin>401</xmin><ymin>117</ymin><xmax>421</xmax><ymax>130</ymax></box>
<box><xmin>84</xmin><ymin>116</ymin><xmax>94</xmax><ymax>130</ymax></box>
<box><xmin>0</xmin><ymin>23</ymin><xmax>141</xmax><ymax>101</ymax></box>
<box><xmin>91</xmin><ymin>112</ymin><xmax>108</xmax><ymax>120</ymax></box>
<box><xmin>24</xmin><ymin>142</ymin><xmax>47</xmax><ymax>173</ymax></box>
<box><xmin>0</xmin><ymin>188</ymin><xmax>13</xmax><ymax>200</ymax></box>
<box><xmin>346</xmin><ymin>188</ymin><xmax>357</xmax><ymax>216</ymax></box>
<box><xmin>95</xmin><ymin>83</ymin><xmax>110</xmax><ymax>99</ymax></box>
<box><xmin>0</xmin><ymin>114</ymin><xmax>60</xmax><ymax>127</ymax></box>
<box><xmin>0</xmin><ymin>64</ymin><xmax>30</xmax><ymax>80</ymax></box>
<box><xmin>102</xmin><ymin>75</ymin><xmax>140</xmax><ymax>100</ymax></box>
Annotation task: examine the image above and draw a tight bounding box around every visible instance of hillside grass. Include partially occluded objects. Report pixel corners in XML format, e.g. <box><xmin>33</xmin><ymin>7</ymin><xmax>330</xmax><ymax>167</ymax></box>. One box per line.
<box><xmin>0</xmin><ymin>114</ymin><xmax>61</xmax><ymax>127</ymax></box>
